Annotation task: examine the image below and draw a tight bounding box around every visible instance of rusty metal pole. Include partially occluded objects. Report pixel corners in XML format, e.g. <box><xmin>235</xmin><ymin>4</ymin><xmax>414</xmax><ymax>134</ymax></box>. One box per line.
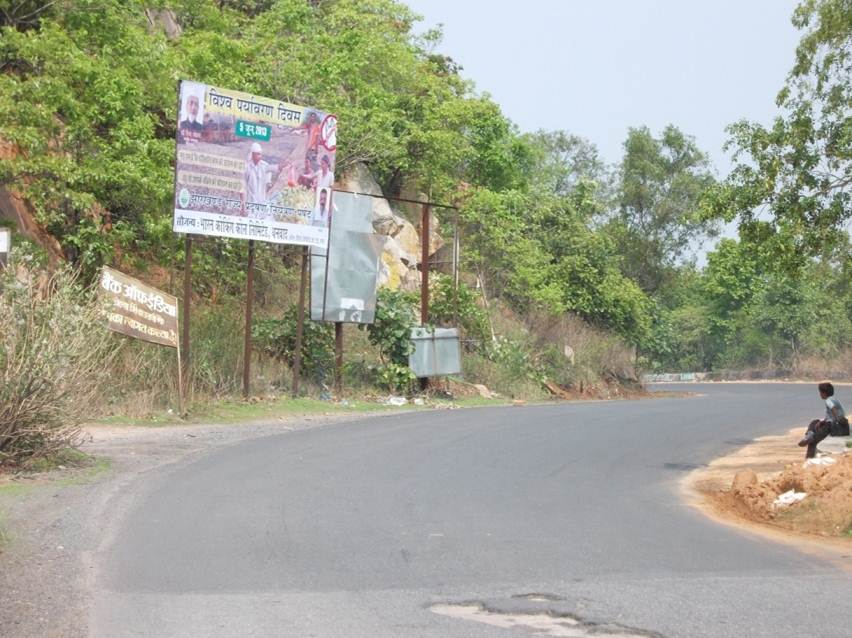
<box><xmin>242</xmin><ymin>240</ymin><xmax>255</xmax><ymax>399</ymax></box>
<box><xmin>420</xmin><ymin>203</ymin><xmax>430</xmax><ymax>325</ymax></box>
<box><xmin>182</xmin><ymin>235</ymin><xmax>192</xmax><ymax>404</ymax></box>
<box><xmin>334</xmin><ymin>322</ymin><xmax>343</xmax><ymax>397</ymax></box>
<box><xmin>453</xmin><ymin>207</ymin><xmax>460</xmax><ymax>327</ymax></box>
<box><xmin>420</xmin><ymin>204</ymin><xmax>431</xmax><ymax>391</ymax></box>
<box><xmin>292</xmin><ymin>245</ymin><xmax>309</xmax><ymax>396</ymax></box>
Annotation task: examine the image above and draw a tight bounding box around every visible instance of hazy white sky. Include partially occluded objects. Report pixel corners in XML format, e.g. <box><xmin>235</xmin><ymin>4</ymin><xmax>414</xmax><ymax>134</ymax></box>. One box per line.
<box><xmin>406</xmin><ymin>0</ymin><xmax>801</xmax><ymax>178</ymax></box>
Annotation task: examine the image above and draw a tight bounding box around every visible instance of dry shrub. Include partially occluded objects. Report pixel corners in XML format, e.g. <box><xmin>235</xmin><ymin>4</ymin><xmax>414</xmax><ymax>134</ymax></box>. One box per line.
<box><xmin>100</xmin><ymin>298</ymin><xmax>297</xmax><ymax>417</ymax></box>
<box><xmin>463</xmin><ymin>301</ymin><xmax>636</xmax><ymax>396</ymax></box>
<box><xmin>526</xmin><ymin>310</ymin><xmax>637</xmax><ymax>385</ymax></box>
<box><xmin>792</xmin><ymin>353</ymin><xmax>852</xmax><ymax>381</ymax></box>
<box><xmin>0</xmin><ymin>261</ymin><xmax>119</xmax><ymax>467</ymax></box>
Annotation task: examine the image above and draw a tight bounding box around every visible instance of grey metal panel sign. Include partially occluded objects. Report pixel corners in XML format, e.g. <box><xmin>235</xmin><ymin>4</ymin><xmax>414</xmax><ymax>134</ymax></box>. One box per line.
<box><xmin>0</xmin><ymin>228</ymin><xmax>10</xmax><ymax>268</ymax></box>
<box><xmin>409</xmin><ymin>327</ymin><xmax>462</xmax><ymax>378</ymax></box>
<box><xmin>311</xmin><ymin>192</ymin><xmax>384</xmax><ymax>323</ymax></box>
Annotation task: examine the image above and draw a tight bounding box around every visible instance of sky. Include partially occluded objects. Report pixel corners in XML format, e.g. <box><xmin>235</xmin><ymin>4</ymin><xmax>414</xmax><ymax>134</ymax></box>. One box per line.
<box><xmin>405</xmin><ymin>0</ymin><xmax>802</xmax><ymax>179</ymax></box>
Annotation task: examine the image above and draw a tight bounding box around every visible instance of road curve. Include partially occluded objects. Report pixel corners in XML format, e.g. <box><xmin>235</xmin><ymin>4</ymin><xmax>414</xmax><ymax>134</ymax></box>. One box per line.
<box><xmin>92</xmin><ymin>384</ymin><xmax>852</xmax><ymax>637</ymax></box>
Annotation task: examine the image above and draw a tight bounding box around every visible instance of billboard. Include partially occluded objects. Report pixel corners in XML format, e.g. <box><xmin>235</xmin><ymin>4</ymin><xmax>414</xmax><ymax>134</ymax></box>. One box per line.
<box><xmin>311</xmin><ymin>192</ymin><xmax>385</xmax><ymax>324</ymax></box>
<box><xmin>172</xmin><ymin>80</ymin><xmax>337</xmax><ymax>248</ymax></box>
<box><xmin>99</xmin><ymin>267</ymin><xmax>179</xmax><ymax>348</ymax></box>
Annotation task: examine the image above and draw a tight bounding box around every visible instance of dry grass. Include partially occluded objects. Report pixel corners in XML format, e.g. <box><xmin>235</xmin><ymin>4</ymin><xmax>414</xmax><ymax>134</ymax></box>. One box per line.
<box><xmin>0</xmin><ymin>265</ymin><xmax>119</xmax><ymax>466</ymax></box>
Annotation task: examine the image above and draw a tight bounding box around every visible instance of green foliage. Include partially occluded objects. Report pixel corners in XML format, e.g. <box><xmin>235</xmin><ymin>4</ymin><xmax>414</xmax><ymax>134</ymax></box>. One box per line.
<box><xmin>373</xmin><ymin>361</ymin><xmax>416</xmax><ymax>393</ymax></box>
<box><xmin>357</xmin><ymin>287</ymin><xmax>418</xmax><ymax>392</ymax></box>
<box><xmin>0</xmin><ymin>0</ymin><xmax>176</xmax><ymax>274</ymax></box>
<box><xmin>647</xmin><ymin>235</ymin><xmax>852</xmax><ymax>372</ymax></box>
<box><xmin>428</xmin><ymin>273</ymin><xmax>490</xmax><ymax>350</ymax></box>
<box><xmin>486</xmin><ymin>336</ymin><xmax>548</xmax><ymax>386</ymax></box>
<box><xmin>606</xmin><ymin>125</ymin><xmax>718</xmax><ymax>294</ymax></box>
<box><xmin>253</xmin><ymin>305</ymin><xmax>334</xmax><ymax>384</ymax></box>
<box><xmin>190</xmin><ymin>299</ymin><xmax>247</xmax><ymax>394</ymax></box>
<box><xmin>707</xmin><ymin>0</ymin><xmax>852</xmax><ymax>268</ymax></box>
<box><xmin>523</xmin><ymin>130</ymin><xmax>610</xmax><ymax>197</ymax></box>
<box><xmin>361</xmin><ymin>287</ymin><xmax>417</xmax><ymax>365</ymax></box>
<box><xmin>459</xmin><ymin>180</ymin><xmax>654</xmax><ymax>346</ymax></box>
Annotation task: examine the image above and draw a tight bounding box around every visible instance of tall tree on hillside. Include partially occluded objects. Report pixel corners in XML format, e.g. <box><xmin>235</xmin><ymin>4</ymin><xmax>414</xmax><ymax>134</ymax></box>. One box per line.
<box><xmin>524</xmin><ymin>130</ymin><xmax>610</xmax><ymax>198</ymax></box>
<box><xmin>708</xmin><ymin>0</ymin><xmax>852</xmax><ymax>267</ymax></box>
<box><xmin>607</xmin><ymin>125</ymin><xmax>717</xmax><ymax>294</ymax></box>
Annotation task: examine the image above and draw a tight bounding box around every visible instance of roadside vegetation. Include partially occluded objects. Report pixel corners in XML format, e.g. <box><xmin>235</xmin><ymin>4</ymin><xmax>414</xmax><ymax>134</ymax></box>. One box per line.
<box><xmin>0</xmin><ymin>0</ymin><xmax>850</xmax><ymax>465</ymax></box>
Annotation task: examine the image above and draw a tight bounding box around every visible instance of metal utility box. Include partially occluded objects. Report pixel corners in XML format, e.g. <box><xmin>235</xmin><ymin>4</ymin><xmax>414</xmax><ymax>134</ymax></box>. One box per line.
<box><xmin>409</xmin><ymin>327</ymin><xmax>462</xmax><ymax>378</ymax></box>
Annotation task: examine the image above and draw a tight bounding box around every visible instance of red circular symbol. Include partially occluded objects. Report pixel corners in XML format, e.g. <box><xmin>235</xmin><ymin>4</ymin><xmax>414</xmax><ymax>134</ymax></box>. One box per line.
<box><xmin>320</xmin><ymin>114</ymin><xmax>337</xmax><ymax>151</ymax></box>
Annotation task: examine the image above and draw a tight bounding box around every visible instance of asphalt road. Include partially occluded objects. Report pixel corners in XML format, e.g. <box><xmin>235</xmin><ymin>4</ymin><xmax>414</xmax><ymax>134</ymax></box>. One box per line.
<box><xmin>92</xmin><ymin>384</ymin><xmax>852</xmax><ymax>637</ymax></box>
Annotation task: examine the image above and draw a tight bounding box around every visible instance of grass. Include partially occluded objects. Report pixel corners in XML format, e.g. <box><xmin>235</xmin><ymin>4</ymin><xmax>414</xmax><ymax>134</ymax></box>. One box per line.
<box><xmin>22</xmin><ymin>448</ymin><xmax>96</xmax><ymax>473</ymax></box>
<box><xmin>0</xmin><ymin>451</ymin><xmax>111</xmax><ymax>497</ymax></box>
<box><xmin>0</xmin><ymin>514</ymin><xmax>9</xmax><ymax>546</ymax></box>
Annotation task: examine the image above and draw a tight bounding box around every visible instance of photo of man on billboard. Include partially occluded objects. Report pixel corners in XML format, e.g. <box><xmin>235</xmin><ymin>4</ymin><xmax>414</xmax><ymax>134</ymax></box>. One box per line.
<box><xmin>242</xmin><ymin>142</ymin><xmax>285</xmax><ymax>218</ymax></box>
<box><xmin>311</xmin><ymin>188</ymin><xmax>331</xmax><ymax>228</ymax></box>
<box><xmin>178</xmin><ymin>88</ymin><xmax>205</xmax><ymax>144</ymax></box>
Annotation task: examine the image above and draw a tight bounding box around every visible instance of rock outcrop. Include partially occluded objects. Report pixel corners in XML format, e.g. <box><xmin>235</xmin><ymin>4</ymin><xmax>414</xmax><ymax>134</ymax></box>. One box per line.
<box><xmin>338</xmin><ymin>163</ymin><xmax>444</xmax><ymax>292</ymax></box>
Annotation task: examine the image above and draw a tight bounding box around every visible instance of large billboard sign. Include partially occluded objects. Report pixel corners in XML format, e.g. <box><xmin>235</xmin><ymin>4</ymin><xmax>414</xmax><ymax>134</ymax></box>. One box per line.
<box><xmin>172</xmin><ymin>80</ymin><xmax>337</xmax><ymax>248</ymax></box>
<box><xmin>99</xmin><ymin>267</ymin><xmax>179</xmax><ymax>348</ymax></box>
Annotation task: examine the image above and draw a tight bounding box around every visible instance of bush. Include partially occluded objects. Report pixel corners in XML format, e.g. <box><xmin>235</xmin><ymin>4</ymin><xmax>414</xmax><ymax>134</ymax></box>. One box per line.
<box><xmin>429</xmin><ymin>273</ymin><xmax>491</xmax><ymax>351</ymax></box>
<box><xmin>362</xmin><ymin>287</ymin><xmax>418</xmax><ymax>365</ymax></box>
<box><xmin>0</xmin><ymin>259</ymin><xmax>119</xmax><ymax>467</ymax></box>
<box><xmin>253</xmin><ymin>305</ymin><xmax>335</xmax><ymax>386</ymax></box>
<box><xmin>357</xmin><ymin>288</ymin><xmax>420</xmax><ymax>392</ymax></box>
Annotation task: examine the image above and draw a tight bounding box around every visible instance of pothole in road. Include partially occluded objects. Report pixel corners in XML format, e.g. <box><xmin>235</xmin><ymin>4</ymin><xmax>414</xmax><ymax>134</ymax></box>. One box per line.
<box><xmin>430</xmin><ymin>603</ymin><xmax>662</xmax><ymax>638</ymax></box>
<box><xmin>512</xmin><ymin>593</ymin><xmax>566</xmax><ymax>602</ymax></box>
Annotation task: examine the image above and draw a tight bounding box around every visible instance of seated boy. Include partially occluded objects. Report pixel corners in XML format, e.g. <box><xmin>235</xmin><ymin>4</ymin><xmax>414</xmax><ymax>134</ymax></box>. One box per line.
<box><xmin>798</xmin><ymin>382</ymin><xmax>849</xmax><ymax>459</ymax></box>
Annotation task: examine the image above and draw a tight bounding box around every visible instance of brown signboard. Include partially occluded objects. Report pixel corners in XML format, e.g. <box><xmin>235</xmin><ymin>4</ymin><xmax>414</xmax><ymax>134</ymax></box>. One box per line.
<box><xmin>99</xmin><ymin>267</ymin><xmax>179</xmax><ymax>348</ymax></box>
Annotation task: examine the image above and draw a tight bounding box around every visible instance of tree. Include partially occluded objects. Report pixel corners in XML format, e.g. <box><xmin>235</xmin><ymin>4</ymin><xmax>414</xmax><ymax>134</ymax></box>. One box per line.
<box><xmin>708</xmin><ymin>0</ymin><xmax>852</xmax><ymax>266</ymax></box>
<box><xmin>523</xmin><ymin>130</ymin><xmax>610</xmax><ymax>197</ymax></box>
<box><xmin>607</xmin><ymin>125</ymin><xmax>717</xmax><ymax>295</ymax></box>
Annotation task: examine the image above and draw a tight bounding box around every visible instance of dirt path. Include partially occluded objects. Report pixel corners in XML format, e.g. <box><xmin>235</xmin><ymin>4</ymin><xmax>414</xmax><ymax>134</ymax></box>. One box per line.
<box><xmin>683</xmin><ymin>427</ymin><xmax>852</xmax><ymax>569</ymax></box>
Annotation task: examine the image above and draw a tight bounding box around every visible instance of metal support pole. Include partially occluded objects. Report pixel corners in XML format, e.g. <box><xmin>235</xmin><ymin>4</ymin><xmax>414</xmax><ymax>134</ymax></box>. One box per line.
<box><xmin>182</xmin><ymin>235</ymin><xmax>192</xmax><ymax>402</ymax></box>
<box><xmin>420</xmin><ymin>204</ymin><xmax>431</xmax><ymax>391</ymax></box>
<box><xmin>243</xmin><ymin>240</ymin><xmax>255</xmax><ymax>399</ymax></box>
<box><xmin>453</xmin><ymin>207</ymin><xmax>460</xmax><ymax>327</ymax></box>
<box><xmin>420</xmin><ymin>203</ymin><xmax>430</xmax><ymax>325</ymax></box>
<box><xmin>334</xmin><ymin>322</ymin><xmax>343</xmax><ymax>397</ymax></box>
<box><xmin>292</xmin><ymin>245</ymin><xmax>309</xmax><ymax>396</ymax></box>
<box><xmin>176</xmin><ymin>342</ymin><xmax>184</xmax><ymax>417</ymax></box>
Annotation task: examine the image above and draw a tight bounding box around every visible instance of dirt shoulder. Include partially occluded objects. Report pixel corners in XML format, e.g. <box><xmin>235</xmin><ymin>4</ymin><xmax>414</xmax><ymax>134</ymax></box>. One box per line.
<box><xmin>683</xmin><ymin>427</ymin><xmax>852</xmax><ymax>568</ymax></box>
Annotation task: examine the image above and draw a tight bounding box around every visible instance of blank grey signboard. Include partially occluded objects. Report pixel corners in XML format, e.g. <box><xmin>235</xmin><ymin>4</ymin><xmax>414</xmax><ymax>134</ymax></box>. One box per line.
<box><xmin>311</xmin><ymin>191</ymin><xmax>385</xmax><ymax>324</ymax></box>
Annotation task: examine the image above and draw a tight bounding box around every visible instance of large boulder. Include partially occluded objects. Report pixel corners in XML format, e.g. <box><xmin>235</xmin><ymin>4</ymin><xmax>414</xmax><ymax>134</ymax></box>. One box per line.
<box><xmin>371</xmin><ymin>198</ymin><xmax>403</xmax><ymax>236</ymax></box>
<box><xmin>339</xmin><ymin>162</ymin><xmax>446</xmax><ymax>291</ymax></box>
<box><xmin>393</xmin><ymin>219</ymin><xmax>421</xmax><ymax>265</ymax></box>
<box><xmin>379</xmin><ymin>237</ymin><xmax>409</xmax><ymax>289</ymax></box>
<box><xmin>400</xmin><ymin>267</ymin><xmax>422</xmax><ymax>292</ymax></box>
<box><xmin>145</xmin><ymin>9</ymin><xmax>182</xmax><ymax>39</ymax></box>
<box><xmin>338</xmin><ymin>162</ymin><xmax>383</xmax><ymax>196</ymax></box>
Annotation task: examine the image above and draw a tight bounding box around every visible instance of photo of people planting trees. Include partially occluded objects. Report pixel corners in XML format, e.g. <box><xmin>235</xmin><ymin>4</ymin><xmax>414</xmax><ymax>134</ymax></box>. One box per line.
<box><xmin>0</xmin><ymin>1</ymin><xmax>850</xmax><ymax>637</ymax></box>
